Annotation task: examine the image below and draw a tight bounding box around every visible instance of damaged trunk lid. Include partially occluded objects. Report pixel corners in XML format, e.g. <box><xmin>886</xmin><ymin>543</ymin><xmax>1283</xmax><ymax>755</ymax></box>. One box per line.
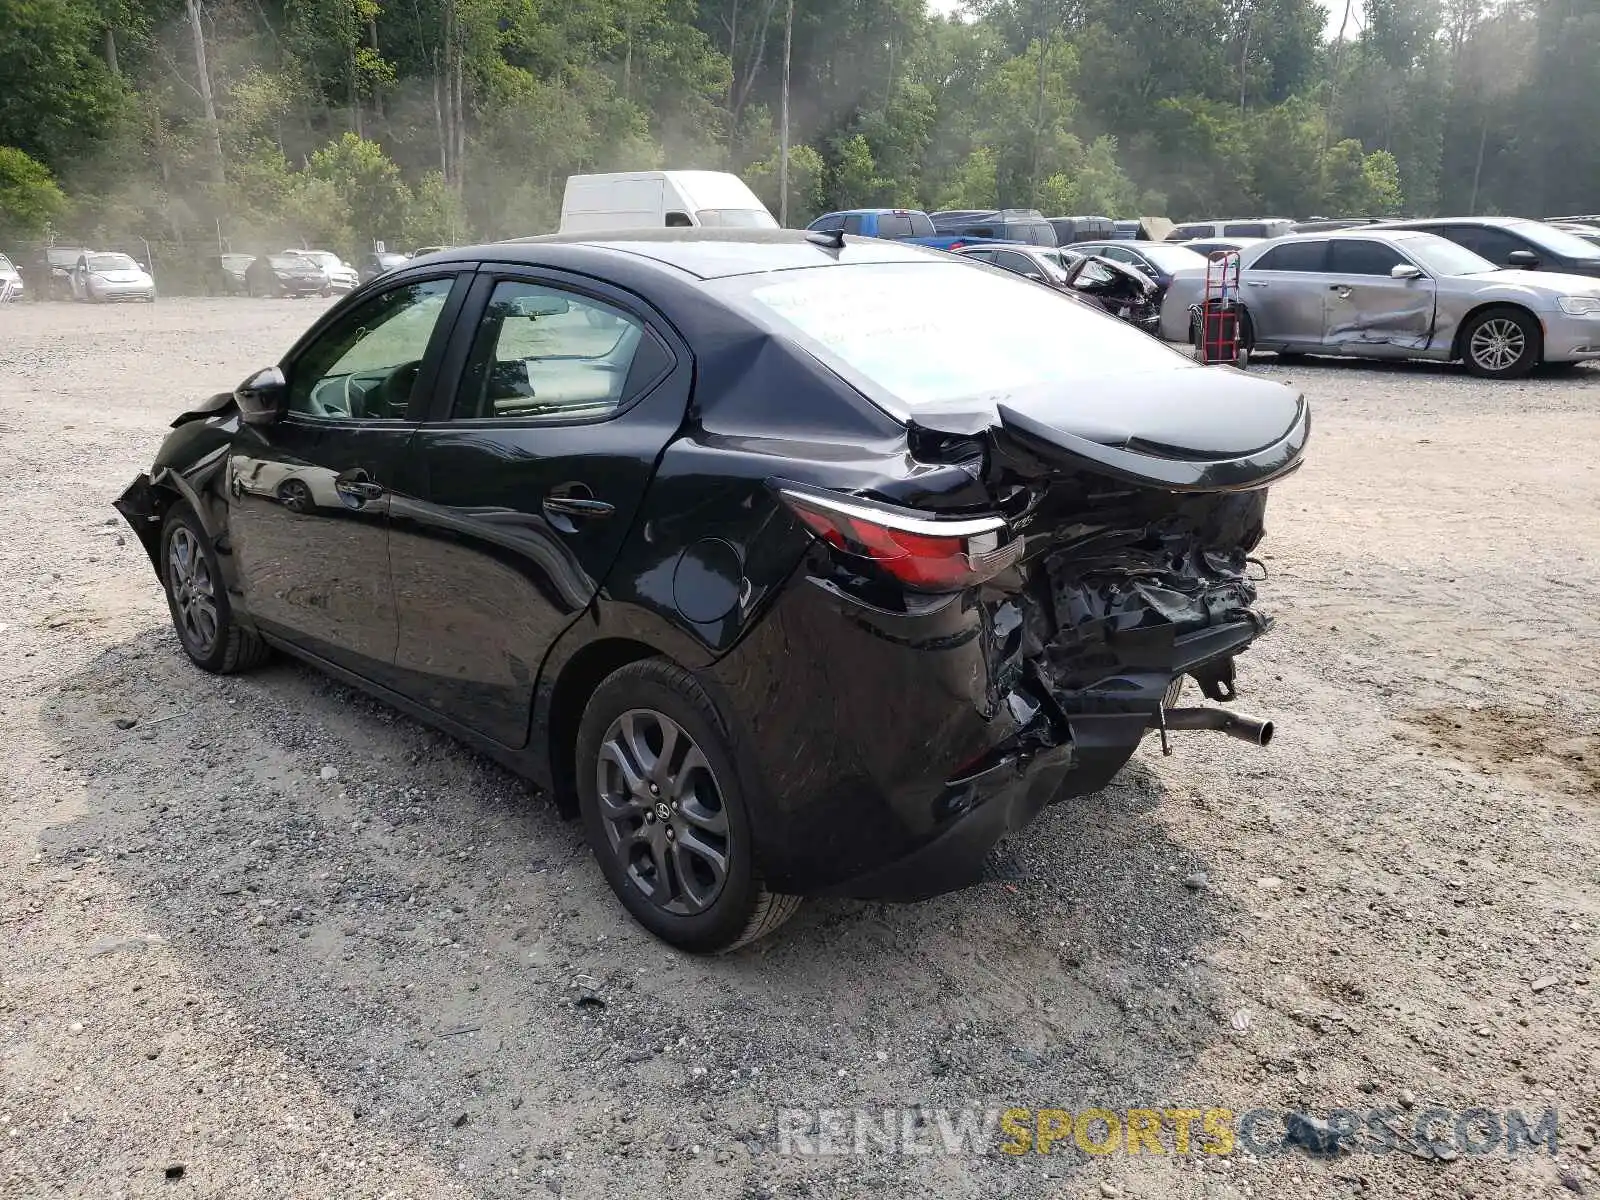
<box><xmin>908</xmin><ymin>362</ymin><xmax>1308</xmax><ymax>789</ymax></box>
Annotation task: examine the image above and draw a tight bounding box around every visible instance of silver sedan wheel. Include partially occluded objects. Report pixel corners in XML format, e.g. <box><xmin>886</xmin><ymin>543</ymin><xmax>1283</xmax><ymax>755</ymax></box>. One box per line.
<box><xmin>1469</xmin><ymin>317</ymin><xmax>1526</xmax><ymax>373</ymax></box>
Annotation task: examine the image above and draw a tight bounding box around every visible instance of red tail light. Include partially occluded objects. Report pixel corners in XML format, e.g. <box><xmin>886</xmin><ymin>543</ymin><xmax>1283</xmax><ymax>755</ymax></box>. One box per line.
<box><xmin>949</xmin><ymin>240</ymin><xmax>966</xmax><ymax>251</ymax></box>
<box><xmin>777</xmin><ymin>486</ymin><xmax>1022</xmax><ymax>592</ymax></box>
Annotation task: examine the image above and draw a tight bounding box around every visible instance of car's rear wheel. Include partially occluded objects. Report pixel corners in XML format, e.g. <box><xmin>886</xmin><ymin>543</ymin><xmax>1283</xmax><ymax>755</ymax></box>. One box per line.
<box><xmin>575</xmin><ymin>659</ymin><xmax>800</xmax><ymax>953</ymax></box>
<box><xmin>1461</xmin><ymin>306</ymin><xmax>1540</xmax><ymax>379</ymax></box>
<box><xmin>160</xmin><ymin>503</ymin><xmax>271</xmax><ymax>674</ymax></box>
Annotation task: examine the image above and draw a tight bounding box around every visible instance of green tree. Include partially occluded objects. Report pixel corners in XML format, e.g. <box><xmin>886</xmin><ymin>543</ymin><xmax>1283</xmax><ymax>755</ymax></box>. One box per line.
<box><xmin>0</xmin><ymin>0</ymin><xmax>125</xmax><ymax>169</ymax></box>
<box><xmin>305</xmin><ymin>133</ymin><xmax>413</xmax><ymax>248</ymax></box>
<box><xmin>0</xmin><ymin>146</ymin><xmax>69</xmax><ymax>237</ymax></box>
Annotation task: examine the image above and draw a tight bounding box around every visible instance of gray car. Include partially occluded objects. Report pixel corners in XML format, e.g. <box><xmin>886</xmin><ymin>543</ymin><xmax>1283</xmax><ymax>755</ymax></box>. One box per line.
<box><xmin>1159</xmin><ymin>229</ymin><xmax>1600</xmax><ymax>378</ymax></box>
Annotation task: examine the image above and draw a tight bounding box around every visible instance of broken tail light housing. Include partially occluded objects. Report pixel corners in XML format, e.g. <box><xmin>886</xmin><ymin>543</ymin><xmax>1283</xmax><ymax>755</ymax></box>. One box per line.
<box><xmin>776</xmin><ymin>484</ymin><xmax>1022</xmax><ymax>592</ymax></box>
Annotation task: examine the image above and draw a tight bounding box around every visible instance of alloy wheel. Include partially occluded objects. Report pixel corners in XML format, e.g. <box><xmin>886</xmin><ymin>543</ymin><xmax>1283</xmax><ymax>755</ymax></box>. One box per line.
<box><xmin>167</xmin><ymin>525</ymin><xmax>219</xmax><ymax>656</ymax></box>
<box><xmin>595</xmin><ymin>709</ymin><xmax>730</xmax><ymax>916</ymax></box>
<box><xmin>1469</xmin><ymin>318</ymin><xmax>1526</xmax><ymax>373</ymax></box>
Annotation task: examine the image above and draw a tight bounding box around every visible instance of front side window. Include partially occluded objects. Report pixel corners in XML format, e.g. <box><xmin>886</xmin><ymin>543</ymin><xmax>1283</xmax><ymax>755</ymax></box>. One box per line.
<box><xmin>665</xmin><ymin>211</ymin><xmax>693</xmax><ymax>228</ymax></box>
<box><xmin>454</xmin><ymin>281</ymin><xmax>656</xmax><ymax>422</ymax></box>
<box><xmin>1514</xmin><ymin>221</ymin><xmax>1600</xmax><ymax>262</ymax></box>
<box><xmin>288</xmin><ymin>278</ymin><xmax>454</xmax><ymax>419</ymax></box>
<box><xmin>909</xmin><ymin>212</ymin><xmax>936</xmax><ymax>237</ymax></box>
<box><xmin>1326</xmin><ymin>239</ymin><xmax>1408</xmax><ymax>275</ymax></box>
<box><xmin>842</xmin><ymin>215</ymin><xmax>864</xmax><ymax>235</ymax></box>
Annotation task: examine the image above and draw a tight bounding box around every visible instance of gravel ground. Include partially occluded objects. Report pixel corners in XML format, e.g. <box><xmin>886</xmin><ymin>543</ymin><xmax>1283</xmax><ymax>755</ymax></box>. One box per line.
<box><xmin>2</xmin><ymin>298</ymin><xmax>1598</xmax><ymax>1200</ymax></box>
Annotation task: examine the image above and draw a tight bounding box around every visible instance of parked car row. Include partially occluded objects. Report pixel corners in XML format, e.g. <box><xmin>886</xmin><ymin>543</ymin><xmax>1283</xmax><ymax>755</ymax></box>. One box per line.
<box><xmin>1159</xmin><ymin>222</ymin><xmax>1600</xmax><ymax>377</ymax></box>
<box><xmin>202</xmin><ymin>249</ymin><xmax>369</xmax><ymax>297</ymax></box>
<box><xmin>3</xmin><ymin>246</ymin><xmax>156</xmax><ymax>301</ymax></box>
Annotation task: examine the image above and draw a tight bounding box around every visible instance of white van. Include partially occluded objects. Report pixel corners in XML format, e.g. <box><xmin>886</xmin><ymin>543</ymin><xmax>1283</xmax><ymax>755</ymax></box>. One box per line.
<box><xmin>1165</xmin><ymin>218</ymin><xmax>1295</xmax><ymax>243</ymax></box>
<box><xmin>559</xmin><ymin>171</ymin><xmax>779</xmax><ymax>233</ymax></box>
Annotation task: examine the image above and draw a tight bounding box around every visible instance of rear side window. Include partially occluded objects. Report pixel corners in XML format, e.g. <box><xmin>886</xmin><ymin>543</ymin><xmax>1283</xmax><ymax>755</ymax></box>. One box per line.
<box><xmin>665</xmin><ymin>211</ymin><xmax>693</xmax><ymax>228</ymax></box>
<box><xmin>876</xmin><ymin>214</ymin><xmax>914</xmax><ymax>239</ymax></box>
<box><xmin>1224</xmin><ymin>223</ymin><xmax>1267</xmax><ymax>237</ymax></box>
<box><xmin>454</xmin><ymin>281</ymin><xmax>656</xmax><ymax>422</ymax></box>
<box><xmin>842</xmin><ymin>215</ymin><xmax>864</xmax><ymax>235</ymax></box>
<box><xmin>1171</xmin><ymin>224</ymin><xmax>1211</xmax><ymax>241</ymax></box>
<box><xmin>722</xmin><ymin>261</ymin><xmax>1186</xmax><ymax>421</ymax></box>
<box><xmin>1253</xmin><ymin>241</ymin><xmax>1327</xmax><ymax>272</ymax></box>
<box><xmin>1327</xmin><ymin>239</ymin><xmax>1407</xmax><ymax>275</ymax></box>
<box><xmin>909</xmin><ymin>212</ymin><xmax>936</xmax><ymax>237</ymax></box>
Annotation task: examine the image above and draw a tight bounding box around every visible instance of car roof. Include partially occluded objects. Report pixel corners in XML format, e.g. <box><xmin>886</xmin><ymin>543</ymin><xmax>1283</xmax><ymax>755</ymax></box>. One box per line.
<box><xmin>1371</xmin><ymin>216</ymin><xmax>1531</xmax><ymax>229</ymax></box>
<box><xmin>470</xmin><ymin>228</ymin><xmax>943</xmax><ymax>280</ymax></box>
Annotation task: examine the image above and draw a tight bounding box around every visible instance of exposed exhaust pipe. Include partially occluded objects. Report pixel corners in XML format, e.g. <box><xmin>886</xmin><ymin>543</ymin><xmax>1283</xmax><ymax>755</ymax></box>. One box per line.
<box><xmin>1153</xmin><ymin>706</ymin><xmax>1274</xmax><ymax>747</ymax></box>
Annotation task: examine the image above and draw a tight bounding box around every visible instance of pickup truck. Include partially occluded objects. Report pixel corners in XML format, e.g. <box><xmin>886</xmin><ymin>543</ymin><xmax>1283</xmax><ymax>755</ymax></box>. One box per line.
<box><xmin>805</xmin><ymin>208</ymin><xmax>1017</xmax><ymax>252</ymax></box>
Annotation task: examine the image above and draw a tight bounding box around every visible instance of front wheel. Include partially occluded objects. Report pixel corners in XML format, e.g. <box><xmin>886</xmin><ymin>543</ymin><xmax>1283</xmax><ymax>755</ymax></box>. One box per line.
<box><xmin>160</xmin><ymin>503</ymin><xmax>271</xmax><ymax>674</ymax></box>
<box><xmin>575</xmin><ymin>659</ymin><xmax>800</xmax><ymax>953</ymax></box>
<box><xmin>1461</xmin><ymin>307</ymin><xmax>1540</xmax><ymax>379</ymax></box>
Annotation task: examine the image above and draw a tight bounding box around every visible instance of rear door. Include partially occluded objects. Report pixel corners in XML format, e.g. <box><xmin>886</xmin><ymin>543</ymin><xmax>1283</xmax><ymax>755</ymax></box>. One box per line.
<box><xmin>1321</xmin><ymin>238</ymin><xmax>1435</xmax><ymax>350</ymax></box>
<box><xmin>1240</xmin><ymin>239</ymin><xmax>1329</xmax><ymax>344</ymax></box>
<box><xmin>387</xmin><ymin>267</ymin><xmax>691</xmax><ymax>746</ymax></box>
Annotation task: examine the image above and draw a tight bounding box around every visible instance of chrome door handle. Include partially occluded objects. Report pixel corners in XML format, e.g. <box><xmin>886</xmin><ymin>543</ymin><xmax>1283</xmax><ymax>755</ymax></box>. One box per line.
<box><xmin>1246</xmin><ymin>280</ymin><xmax>1268</xmax><ymax>287</ymax></box>
<box><xmin>543</xmin><ymin>496</ymin><xmax>614</xmax><ymax>519</ymax></box>
<box><xmin>1329</xmin><ymin>285</ymin><xmax>1353</xmax><ymax>297</ymax></box>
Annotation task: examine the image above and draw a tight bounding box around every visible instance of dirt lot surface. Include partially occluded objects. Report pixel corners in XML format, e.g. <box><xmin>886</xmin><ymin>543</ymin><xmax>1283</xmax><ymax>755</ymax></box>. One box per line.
<box><xmin>2</xmin><ymin>298</ymin><xmax>1598</xmax><ymax>1200</ymax></box>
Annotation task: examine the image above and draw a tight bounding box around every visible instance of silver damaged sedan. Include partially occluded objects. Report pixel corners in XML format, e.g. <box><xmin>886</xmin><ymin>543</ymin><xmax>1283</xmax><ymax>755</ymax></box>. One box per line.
<box><xmin>1160</xmin><ymin>229</ymin><xmax>1600</xmax><ymax>378</ymax></box>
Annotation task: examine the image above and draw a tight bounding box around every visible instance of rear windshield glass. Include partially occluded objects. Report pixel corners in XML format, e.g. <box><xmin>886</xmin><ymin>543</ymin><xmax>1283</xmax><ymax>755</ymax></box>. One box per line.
<box><xmin>714</xmin><ymin>262</ymin><xmax>1185</xmax><ymax>420</ymax></box>
<box><xmin>876</xmin><ymin>214</ymin><xmax>914</xmax><ymax>239</ymax></box>
<box><xmin>1132</xmin><ymin>244</ymin><xmax>1208</xmax><ymax>271</ymax></box>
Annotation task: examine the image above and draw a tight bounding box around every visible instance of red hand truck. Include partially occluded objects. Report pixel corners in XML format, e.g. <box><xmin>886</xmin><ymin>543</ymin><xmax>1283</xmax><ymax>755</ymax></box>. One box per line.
<box><xmin>1194</xmin><ymin>250</ymin><xmax>1246</xmax><ymax>367</ymax></box>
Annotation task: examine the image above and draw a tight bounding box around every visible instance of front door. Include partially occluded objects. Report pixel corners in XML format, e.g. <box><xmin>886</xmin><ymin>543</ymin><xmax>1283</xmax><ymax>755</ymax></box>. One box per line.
<box><xmin>227</xmin><ymin>274</ymin><xmax>464</xmax><ymax>682</ymax></box>
<box><xmin>388</xmin><ymin>269</ymin><xmax>692</xmax><ymax>747</ymax></box>
<box><xmin>1320</xmin><ymin>239</ymin><xmax>1435</xmax><ymax>351</ymax></box>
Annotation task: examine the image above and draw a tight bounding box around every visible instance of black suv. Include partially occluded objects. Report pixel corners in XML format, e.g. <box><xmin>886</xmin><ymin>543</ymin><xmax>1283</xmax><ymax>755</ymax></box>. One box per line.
<box><xmin>26</xmin><ymin>246</ymin><xmax>91</xmax><ymax>300</ymax></box>
<box><xmin>930</xmin><ymin>208</ymin><xmax>1058</xmax><ymax>246</ymax></box>
<box><xmin>1374</xmin><ymin>217</ymin><xmax>1600</xmax><ymax>279</ymax></box>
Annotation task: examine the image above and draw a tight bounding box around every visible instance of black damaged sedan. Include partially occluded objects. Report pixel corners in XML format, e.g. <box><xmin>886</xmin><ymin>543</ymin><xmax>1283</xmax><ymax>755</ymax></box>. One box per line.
<box><xmin>116</xmin><ymin>231</ymin><xmax>1309</xmax><ymax>952</ymax></box>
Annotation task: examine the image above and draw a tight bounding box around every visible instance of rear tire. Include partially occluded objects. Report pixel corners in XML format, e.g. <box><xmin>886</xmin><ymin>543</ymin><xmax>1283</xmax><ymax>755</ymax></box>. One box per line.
<box><xmin>1461</xmin><ymin>306</ymin><xmax>1540</xmax><ymax>379</ymax></box>
<box><xmin>159</xmin><ymin>503</ymin><xmax>271</xmax><ymax>674</ymax></box>
<box><xmin>575</xmin><ymin>659</ymin><xmax>800</xmax><ymax>953</ymax></box>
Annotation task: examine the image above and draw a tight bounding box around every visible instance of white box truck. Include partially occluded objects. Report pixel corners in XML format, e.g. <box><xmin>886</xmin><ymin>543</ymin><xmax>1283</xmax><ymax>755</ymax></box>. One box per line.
<box><xmin>559</xmin><ymin>171</ymin><xmax>779</xmax><ymax>233</ymax></box>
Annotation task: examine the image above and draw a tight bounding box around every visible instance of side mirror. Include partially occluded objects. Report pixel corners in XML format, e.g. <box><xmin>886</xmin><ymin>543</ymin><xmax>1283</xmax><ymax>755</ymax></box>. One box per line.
<box><xmin>1023</xmin><ymin>270</ymin><xmax>1045</xmax><ymax>281</ymax></box>
<box><xmin>236</xmin><ymin>366</ymin><xmax>289</xmax><ymax>426</ymax></box>
<box><xmin>1507</xmin><ymin>249</ymin><xmax>1540</xmax><ymax>268</ymax></box>
<box><xmin>1390</xmin><ymin>263</ymin><xmax>1425</xmax><ymax>280</ymax></box>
